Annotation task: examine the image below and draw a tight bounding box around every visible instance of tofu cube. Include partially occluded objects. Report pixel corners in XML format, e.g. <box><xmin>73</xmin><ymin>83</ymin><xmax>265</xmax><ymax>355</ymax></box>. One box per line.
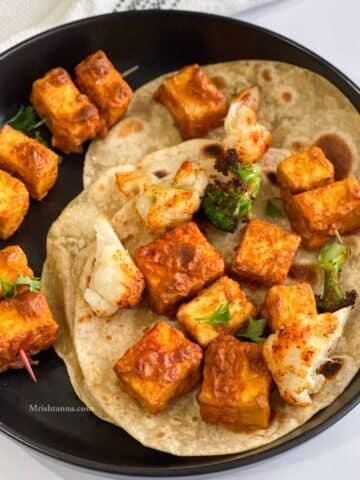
<box><xmin>134</xmin><ymin>222</ymin><xmax>225</xmax><ymax>314</ymax></box>
<box><xmin>0</xmin><ymin>169</ymin><xmax>29</xmax><ymax>239</ymax></box>
<box><xmin>198</xmin><ymin>335</ymin><xmax>271</xmax><ymax>429</ymax></box>
<box><xmin>232</xmin><ymin>219</ymin><xmax>300</xmax><ymax>286</ymax></box>
<box><xmin>283</xmin><ymin>177</ymin><xmax>360</xmax><ymax>249</ymax></box>
<box><xmin>177</xmin><ymin>276</ymin><xmax>256</xmax><ymax>347</ymax></box>
<box><xmin>277</xmin><ymin>146</ymin><xmax>334</xmax><ymax>194</ymax></box>
<box><xmin>0</xmin><ymin>291</ymin><xmax>58</xmax><ymax>373</ymax></box>
<box><xmin>261</xmin><ymin>282</ymin><xmax>317</xmax><ymax>331</ymax></box>
<box><xmin>0</xmin><ymin>246</ymin><xmax>33</xmax><ymax>298</ymax></box>
<box><xmin>154</xmin><ymin>64</ymin><xmax>227</xmax><ymax>139</ymax></box>
<box><xmin>114</xmin><ymin>321</ymin><xmax>203</xmax><ymax>413</ymax></box>
<box><xmin>0</xmin><ymin>125</ymin><xmax>58</xmax><ymax>200</ymax></box>
<box><xmin>31</xmin><ymin>67</ymin><xmax>102</xmax><ymax>153</ymax></box>
<box><xmin>75</xmin><ymin>50</ymin><xmax>133</xmax><ymax>130</ymax></box>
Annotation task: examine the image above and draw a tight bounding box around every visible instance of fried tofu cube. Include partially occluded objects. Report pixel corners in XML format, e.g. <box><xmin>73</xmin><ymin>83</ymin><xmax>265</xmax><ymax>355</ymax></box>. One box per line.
<box><xmin>261</xmin><ymin>283</ymin><xmax>317</xmax><ymax>331</ymax></box>
<box><xmin>31</xmin><ymin>67</ymin><xmax>102</xmax><ymax>153</ymax></box>
<box><xmin>198</xmin><ymin>335</ymin><xmax>271</xmax><ymax>429</ymax></box>
<box><xmin>0</xmin><ymin>246</ymin><xmax>33</xmax><ymax>298</ymax></box>
<box><xmin>134</xmin><ymin>222</ymin><xmax>225</xmax><ymax>314</ymax></box>
<box><xmin>154</xmin><ymin>64</ymin><xmax>227</xmax><ymax>139</ymax></box>
<box><xmin>0</xmin><ymin>291</ymin><xmax>58</xmax><ymax>373</ymax></box>
<box><xmin>114</xmin><ymin>321</ymin><xmax>203</xmax><ymax>413</ymax></box>
<box><xmin>75</xmin><ymin>50</ymin><xmax>133</xmax><ymax>130</ymax></box>
<box><xmin>0</xmin><ymin>125</ymin><xmax>58</xmax><ymax>200</ymax></box>
<box><xmin>177</xmin><ymin>276</ymin><xmax>256</xmax><ymax>347</ymax></box>
<box><xmin>232</xmin><ymin>219</ymin><xmax>300</xmax><ymax>286</ymax></box>
<box><xmin>277</xmin><ymin>146</ymin><xmax>334</xmax><ymax>194</ymax></box>
<box><xmin>283</xmin><ymin>177</ymin><xmax>360</xmax><ymax>249</ymax></box>
<box><xmin>0</xmin><ymin>169</ymin><xmax>29</xmax><ymax>239</ymax></box>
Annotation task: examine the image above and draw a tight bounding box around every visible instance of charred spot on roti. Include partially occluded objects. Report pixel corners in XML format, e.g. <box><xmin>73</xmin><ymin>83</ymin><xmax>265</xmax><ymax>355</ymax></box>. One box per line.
<box><xmin>282</xmin><ymin>91</ymin><xmax>292</xmax><ymax>102</ymax></box>
<box><xmin>319</xmin><ymin>358</ymin><xmax>343</xmax><ymax>378</ymax></box>
<box><xmin>262</xmin><ymin>69</ymin><xmax>272</xmax><ymax>82</ymax></box>
<box><xmin>156</xmin><ymin>431</ymin><xmax>165</xmax><ymax>438</ymax></box>
<box><xmin>289</xmin><ymin>263</ymin><xmax>318</xmax><ymax>285</ymax></box>
<box><xmin>116</xmin><ymin>118</ymin><xmax>144</xmax><ymax>138</ymax></box>
<box><xmin>266</xmin><ymin>171</ymin><xmax>278</xmax><ymax>186</ymax></box>
<box><xmin>210</xmin><ymin>75</ymin><xmax>227</xmax><ymax>89</ymax></box>
<box><xmin>291</xmin><ymin>140</ymin><xmax>305</xmax><ymax>152</ymax></box>
<box><xmin>201</xmin><ymin>143</ymin><xmax>224</xmax><ymax>158</ymax></box>
<box><xmin>106</xmin><ymin>335</ymin><xmax>112</xmax><ymax>341</ymax></box>
<box><xmin>154</xmin><ymin>169</ymin><xmax>168</xmax><ymax>178</ymax></box>
<box><xmin>314</xmin><ymin>133</ymin><xmax>353</xmax><ymax>179</ymax></box>
<box><xmin>97</xmin><ymin>183</ymin><xmax>105</xmax><ymax>192</ymax></box>
<box><xmin>192</xmin><ymin>416</ymin><xmax>199</xmax><ymax>422</ymax></box>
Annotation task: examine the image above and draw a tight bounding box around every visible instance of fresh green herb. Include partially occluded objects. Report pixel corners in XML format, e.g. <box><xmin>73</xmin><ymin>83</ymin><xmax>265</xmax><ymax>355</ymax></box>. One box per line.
<box><xmin>316</xmin><ymin>238</ymin><xmax>357</xmax><ymax>312</ymax></box>
<box><xmin>201</xmin><ymin>179</ymin><xmax>251</xmax><ymax>232</ymax></box>
<box><xmin>265</xmin><ymin>199</ymin><xmax>284</xmax><ymax>218</ymax></box>
<box><xmin>197</xmin><ymin>303</ymin><xmax>231</xmax><ymax>325</ymax></box>
<box><xmin>231</xmin><ymin>80</ymin><xmax>245</xmax><ymax>96</ymax></box>
<box><xmin>0</xmin><ymin>275</ymin><xmax>41</xmax><ymax>299</ymax></box>
<box><xmin>34</xmin><ymin>130</ymin><xmax>48</xmax><ymax>146</ymax></box>
<box><xmin>7</xmin><ymin>105</ymin><xmax>38</xmax><ymax>132</ymax></box>
<box><xmin>236</xmin><ymin>317</ymin><xmax>267</xmax><ymax>343</ymax></box>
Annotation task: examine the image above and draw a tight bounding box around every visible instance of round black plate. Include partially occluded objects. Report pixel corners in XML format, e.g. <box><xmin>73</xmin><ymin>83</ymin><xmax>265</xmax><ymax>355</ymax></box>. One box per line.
<box><xmin>0</xmin><ymin>10</ymin><xmax>359</xmax><ymax>476</ymax></box>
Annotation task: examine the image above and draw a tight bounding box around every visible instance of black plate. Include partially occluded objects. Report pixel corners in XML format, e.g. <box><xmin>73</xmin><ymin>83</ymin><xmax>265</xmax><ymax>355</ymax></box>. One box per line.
<box><xmin>0</xmin><ymin>10</ymin><xmax>359</xmax><ymax>476</ymax></box>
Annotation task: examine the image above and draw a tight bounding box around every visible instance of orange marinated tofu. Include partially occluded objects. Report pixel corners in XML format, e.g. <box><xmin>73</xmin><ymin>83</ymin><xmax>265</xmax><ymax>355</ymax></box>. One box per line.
<box><xmin>282</xmin><ymin>177</ymin><xmax>360</xmax><ymax>249</ymax></box>
<box><xmin>0</xmin><ymin>246</ymin><xmax>33</xmax><ymax>298</ymax></box>
<box><xmin>114</xmin><ymin>321</ymin><xmax>203</xmax><ymax>413</ymax></box>
<box><xmin>0</xmin><ymin>291</ymin><xmax>58</xmax><ymax>373</ymax></box>
<box><xmin>0</xmin><ymin>125</ymin><xmax>58</xmax><ymax>200</ymax></box>
<box><xmin>277</xmin><ymin>146</ymin><xmax>334</xmax><ymax>194</ymax></box>
<box><xmin>232</xmin><ymin>219</ymin><xmax>300</xmax><ymax>286</ymax></box>
<box><xmin>134</xmin><ymin>222</ymin><xmax>225</xmax><ymax>314</ymax></box>
<box><xmin>261</xmin><ymin>283</ymin><xmax>317</xmax><ymax>331</ymax></box>
<box><xmin>177</xmin><ymin>276</ymin><xmax>256</xmax><ymax>347</ymax></box>
<box><xmin>75</xmin><ymin>50</ymin><xmax>133</xmax><ymax>130</ymax></box>
<box><xmin>31</xmin><ymin>67</ymin><xmax>102</xmax><ymax>153</ymax></box>
<box><xmin>198</xmin><ymin>335</ymin><xmax>271</xmax><ymax>430</ymax></box>
<box><xmin>0</xmin><ymin>169</ymin><xmax>29</xmax><ymax>239</ymax></box>
<box><xmin>154</xmin><ymin>64</ymin><xmax>227</xmax><ymax>139</ymax></box>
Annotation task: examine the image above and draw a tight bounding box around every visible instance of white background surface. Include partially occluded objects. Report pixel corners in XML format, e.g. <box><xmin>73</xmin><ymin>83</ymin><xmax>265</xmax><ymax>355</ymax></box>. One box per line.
<box><xmin>1</xmin><ymin>0</ymin><xmax>359</xmax><ymax>478</ymax></box>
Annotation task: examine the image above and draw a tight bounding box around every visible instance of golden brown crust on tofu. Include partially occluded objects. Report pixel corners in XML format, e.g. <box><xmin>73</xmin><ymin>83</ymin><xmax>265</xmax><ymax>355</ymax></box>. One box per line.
<box><xmin>0</xmin><ymin>291</ymin><xmax>58</xmax><ymax>373</ymax></box>
<box><xmin>282</xmin><ymin>177</ymin><xmax>360</xmax><ymax>249</ymax></box>
<box><xmin>134</xmin><ymin>222</ymin><xmax>225</xmax><ymax>314</ymax></box>
<box><xmin>277</xmin><ymin>146</ymin><xmax>334</xmax><ymax>194</ymax></box>
<box><xmin>113</xmin><ymin>321</ymin><xmax>203</xmax><ymax>413</ymax></box>
<box><xmin>198</xmin><ymin>335</ymin><xmax>271</xmax><ymax>430</ymax></box>
<box><xmin>261</xmin><ymin>283</ymin><xmax>317</xmax><ymax>331</ymax></box>
<box><xmin>75</xmin><ymin>50</ymin><xmax>133</xmax><ymax>129</ymax></box>
<box><xmin>177</xmin><ymin>276</ymin><xmax>256</xmax><ymax>347</ymax></box>
<box><xmin>232</xmin><ymin>219</ymin><xmax>301</xmax><ymax>286</ymax></box>
<box><xmin>30</xmin><ymin>67</ymin><xmax>102</xmax><ymax>153</ymax></box>
<box><xmin>0</xmin><ymin>125</ymin><xmax>58</xmax><ymax>200</ymax></box>
<box><xmin>0</xmin><ymin>246</ymin><xmax>33</xmax><ymax>298</ymax></box>
<box><xmin>0</xmin><ymin>169</ymin><xmax>29</xmax><ymax>239</ymax></box>
<box><xmin>154</xmin><ymin>64</ymin><xmax>227</xmax><ymax>139</ymax></box>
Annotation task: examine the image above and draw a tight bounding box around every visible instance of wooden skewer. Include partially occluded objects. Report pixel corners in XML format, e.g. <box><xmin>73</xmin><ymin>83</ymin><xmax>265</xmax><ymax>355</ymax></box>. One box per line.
<box><xmin>121</xmin><ymin>65</ymin><xmax>139</xmax><ymax>78</ymax></box>
<box><xmin>334</xmin><ymin>228</ymin><xmax>343</xmax><ymax>244</ymax></box>
<box><xmin>19</xmin><ymin>349</ymin><xmax>37</xmax><ymax>383</ymax></box>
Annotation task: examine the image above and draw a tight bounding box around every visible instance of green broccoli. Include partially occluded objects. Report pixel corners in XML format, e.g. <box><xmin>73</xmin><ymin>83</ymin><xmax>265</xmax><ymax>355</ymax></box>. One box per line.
<box><xmin>316</xmin><ymin>238</ymin><xmax>357</xmax><ymax>312</ymax></box>
<box><xmin>215</xmin><ymin>148</ymin><xmax>261</xmax><ymax>197</ymax></box>
<box><xmin>201</xmin><ymin>179</ymin><xmax>251</xmax><ymax>232</ymax></box>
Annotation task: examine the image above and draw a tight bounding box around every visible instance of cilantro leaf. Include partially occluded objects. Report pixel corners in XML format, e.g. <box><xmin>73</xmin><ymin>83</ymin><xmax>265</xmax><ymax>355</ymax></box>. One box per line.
<box><xmin>34</xmin><ymin>130</ymin><xmax>48</xmax><ymax>146</ymax></box>
<box><xmin>0</xmin><ymin>275</ymin><xmax>41</xmax><ymax>299</ymax></box>
<box><xmin>236</xmin><ymin>317</ymin><xmax>267</xmax><ymax>343</ymax></box>
<box><xmin>7</xmin><ymin>105</ymin><xmax>38</xmax><ymax>132</ymax></box>
<box><xmin>265</xmin><ymin>199</ymin><xmax>284</xmax><ymax>218</ymax></box>
<box><xmin>197</xmin><ymin>303</ymin><xmax>231</xmax><ymax>325</ymax></box>
<box><xmin>231</xmin><ymin>80</ymin><xmax>245</xmax><ymax>96</ymax></box>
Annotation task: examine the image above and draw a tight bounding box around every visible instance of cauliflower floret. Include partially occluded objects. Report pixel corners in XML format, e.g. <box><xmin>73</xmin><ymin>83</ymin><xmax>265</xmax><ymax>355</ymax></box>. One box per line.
<box><xmin>231</xmin><ymin>85</ymin><xmax>260</xmax><ymax>112</ymax></box>
<box><xmin>224</xmin><ymin>103</ymin><xmax>271</xmax><ymax>164</ymax></box>
<box><xmin>263</xmin><ymin>307</ymin><xmax>350</xmax><ymax>406</ymax></box>
<box><xmin>84</xmin><ymin>217</ymin><xmax>144</xmax><ymax>317</ymax></box>
<box><xmin>135</xmin><ymin>160</ymin><xmax>208</xmax><ymax>232</ymax></box>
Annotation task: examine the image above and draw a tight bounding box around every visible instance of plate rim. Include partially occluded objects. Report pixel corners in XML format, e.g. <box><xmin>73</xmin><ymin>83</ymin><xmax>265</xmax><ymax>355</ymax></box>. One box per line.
<box><xmin>0</xmin><ymin>9</ymin><xmax>359</xmax><ymax>476</ymax></box>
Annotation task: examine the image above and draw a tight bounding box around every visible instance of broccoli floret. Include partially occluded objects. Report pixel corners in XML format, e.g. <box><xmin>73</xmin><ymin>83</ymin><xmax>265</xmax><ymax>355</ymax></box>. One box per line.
<box><xmin>201</xmin><ymin>179</ymin><xmax>251</xmax><ymax>232</ymax></box>
<box><xmin>215</xmin><ymin>148</ymin><xmax>261</xmax><ymax>197</ymax></box>
<box><xmin>315</xmin><ymin>238</ymin><xmax>357</xmax><ymax>312</ymax></box>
